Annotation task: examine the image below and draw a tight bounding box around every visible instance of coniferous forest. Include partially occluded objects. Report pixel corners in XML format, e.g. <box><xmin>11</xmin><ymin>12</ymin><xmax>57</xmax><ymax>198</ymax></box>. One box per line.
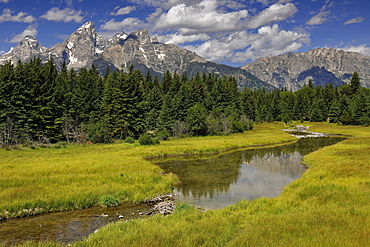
<box><xmin>0</xmin><ymin>57</ymin><xmax>369</xmax><ymax>146</ymax></box>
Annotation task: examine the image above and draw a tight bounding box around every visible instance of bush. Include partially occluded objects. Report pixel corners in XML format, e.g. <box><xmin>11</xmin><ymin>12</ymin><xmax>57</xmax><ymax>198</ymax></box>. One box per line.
<box><xmin>85</xmin><ymin>121</ymin><xmax>112</xmax><ymax>144</ymax></box>
<box><xmin>53</xmin><ymin>141</ymin><xmax>67</xmax><ymax>149</ymax></box>
<box><xmin>98</xmin><ymin>195</ymin><xmax>120</xmax><ymax>208</ymax></box>
<box><xmin>124</xmin><ymin>136</ymin><xmax>135</xmax><ymax>143</ymax></box>
<box><xmin>138</xmin><ymin>133</ymin><xmax>159</xmax><ymax>145</ymax></box>
<box><xmin>156</xmin><ymin>130</ymin><xmax>170</xmax><ymax>140</ymax></box>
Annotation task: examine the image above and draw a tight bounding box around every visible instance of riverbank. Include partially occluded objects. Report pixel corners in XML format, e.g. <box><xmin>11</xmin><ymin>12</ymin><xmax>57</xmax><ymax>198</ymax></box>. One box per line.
<box><xmin>0</xmin><ymin>123</ymin><xmax>296</xmax><ymax>222</ymax></box>
<box><xmin>4</xmin><ymin>122</ymin><xmax>370</xmax><ymax>246</ymax></box>
<box><xmin>68</xmin><ymin>122</ymin><xmax>369</xmax><ymax>247</ymax></box>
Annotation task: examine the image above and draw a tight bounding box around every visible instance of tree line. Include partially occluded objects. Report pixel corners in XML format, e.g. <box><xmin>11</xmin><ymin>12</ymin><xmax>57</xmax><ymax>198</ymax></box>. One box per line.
<box><xmin>0</xmin><ymin>57</ymin><xmax>369</xmax><ymax>146</ymax></box>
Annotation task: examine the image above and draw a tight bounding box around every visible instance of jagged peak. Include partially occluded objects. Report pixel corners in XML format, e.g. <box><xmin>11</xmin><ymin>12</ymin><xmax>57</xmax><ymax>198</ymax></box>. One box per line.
<box><xmin>18</xmin><ymin>35</ymin><xmax>44</xmax><ymax>50</ymax></box>
<box><xmin>72</xmin><ymin>21</ymin><xmax>97</xmax><ymax>38</ymax></box>
<box><xmin>79</xmin><ymin>21</ymin><xmax>95</xmax><ymax>30</ymax></box>
<box><xmin>130</xmin><ymin>29</ymin><xmax>150</xmax><ymax>38</ymax></box>
<box><xmin>22</xmin><ymin>35</ymin><xmax>38</xmax><ymax>41</ymax></box>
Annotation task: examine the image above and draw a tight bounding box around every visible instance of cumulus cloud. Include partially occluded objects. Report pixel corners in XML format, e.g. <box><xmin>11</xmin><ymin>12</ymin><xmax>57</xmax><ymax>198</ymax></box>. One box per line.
<box><xmin>154</xmin><ymin>0</ymin><xmax>249</xmax><ymax>34</ymax></box>
<box><xmin>344</xmin><ymin>17</ymin><xmax>364</xmax><ymax>25</ymax></box>
<box><xmin>0</xmin><ymin>8</ymin><xmax>35</xmax><ymax>23</ymax></box>
<box><xmin>100</xmin><ymin>17</ymin><xmax>145</xmax><ymax>32</ymax></box>
<box><xmin>153</xmin><ymin>1</ymin><xmax>297</xmax><ymax>34</ymax></box>
<box><xmin>159</xmin><ymin>33</ymin><xmax>211</xmax><ymax>44</ymax></box>
<box><xmin>340</xmin><ymin>44</ymin><xmax>370</xmax><ymax>56</ymax></box>
<box><xmin>130</xmin><ymin>0</ymin><xmax>202</xmax><ymax>9</ymax></box>
<box><xmin>110</xmin><ymin>6</ymin><xmax>137</xmax><ymax>16</ymax></box>
<box><xmin>185</xmin><ymin>24</ymin><xmax>310</xmax><ymax>63</ymax></box>
<box><xmin>41</xmin><ymin>8</ymin><xmax>83</xmax><ymax>23</ymax></box>
<box><xmin>246</xmin><ymin>3</ymin><xmax>298</xmax><ymax>29</ymax></box>
<box><xmin>306</xmin><ymin>10</ymin><xmax>330</xmax><ymax>25</ymax></box>
<box><xmin>8</xmin><ymin>25</ymin><xmax>38</xmax><ymax>43</ymax></box>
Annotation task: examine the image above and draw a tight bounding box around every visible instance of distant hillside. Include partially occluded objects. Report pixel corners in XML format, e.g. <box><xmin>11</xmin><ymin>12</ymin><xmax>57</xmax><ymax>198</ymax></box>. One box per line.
<box><xmin>242</xmin><ymin>48</ymin><xmax>370</xmax><ymax>90</ymax></box>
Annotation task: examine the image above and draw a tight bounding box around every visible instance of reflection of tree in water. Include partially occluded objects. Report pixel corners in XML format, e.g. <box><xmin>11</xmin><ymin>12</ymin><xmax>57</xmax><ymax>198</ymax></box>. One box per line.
<box><xmin>157</xmin><ymin>154</ymin><xmax>243</xmax><ymax>198</ymax></box>
<box><xmin>155</xmin><ymin>137</ymin><xmax>344</xmax><ymax>199</ymax></box>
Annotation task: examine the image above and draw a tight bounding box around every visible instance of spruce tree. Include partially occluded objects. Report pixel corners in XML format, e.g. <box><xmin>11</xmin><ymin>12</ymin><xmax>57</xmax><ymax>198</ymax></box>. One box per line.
<box><xmin>349</xmin><ymin>71</ymin><xmax>361</xmax><ymax>95</ymax></box>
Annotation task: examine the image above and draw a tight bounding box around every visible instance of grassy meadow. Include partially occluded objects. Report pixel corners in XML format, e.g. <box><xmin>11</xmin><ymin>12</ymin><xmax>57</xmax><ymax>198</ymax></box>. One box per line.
<box><xmin>73</xmin><ymin>123</ymin><xmax>370</xmax><ymax>246</ymax></box>
<box><xmin>0</xmin><ymin>123</ymin><xmax>295</xmax><ymax>220</ymax></box>
<box><xmin>2</xmin><ymin>122</ymin><xmax>370</xmax><ymax>246</ymax></box>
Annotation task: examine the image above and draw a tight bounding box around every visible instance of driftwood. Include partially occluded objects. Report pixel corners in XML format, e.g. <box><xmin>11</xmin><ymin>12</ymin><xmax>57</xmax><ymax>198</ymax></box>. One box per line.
<box><xmin>146</xmin><ymin>201</ymin><xmax>175</xmax><ymax>215</ymax></box>
<box><xmin>143</xmin><ymin>194</ymin><xmax>175</xmax><ymax>205</ymax></box>
<box><xmin>144</xmin><ymin>194</ymin><xmax>176</xmax><ymax>215</ymax></box>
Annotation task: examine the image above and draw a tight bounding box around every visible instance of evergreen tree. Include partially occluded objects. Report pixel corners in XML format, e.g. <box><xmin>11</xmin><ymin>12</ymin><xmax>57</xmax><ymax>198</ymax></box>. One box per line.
<box><xmin>349</xmin><ymin>71</ymin><xmax>361</xmax><ymax>95</ymax></box>
<box><xmin>186</xmin><ymin>103</ymin><xmax>208</xmax><ymax>136</ymax></box>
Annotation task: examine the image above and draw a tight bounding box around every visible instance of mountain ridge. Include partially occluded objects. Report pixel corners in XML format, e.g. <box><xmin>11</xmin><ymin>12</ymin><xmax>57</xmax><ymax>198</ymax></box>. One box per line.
<box><xmin>242</xmin><ymin>47</ymin><xmax>370</xmax><ymax>90</ymax></box>
<box><xmin>0</xmin><ymin>21</ymin><xmax>272</xmax><ymax>90</ymax></box>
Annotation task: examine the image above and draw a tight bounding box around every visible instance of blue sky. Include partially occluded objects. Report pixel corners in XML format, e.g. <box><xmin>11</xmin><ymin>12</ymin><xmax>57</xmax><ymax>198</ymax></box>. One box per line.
<box><xmin>0</xmin><ymin>0</ymin><xmax>369</xmax><ymax>67</ymax></box>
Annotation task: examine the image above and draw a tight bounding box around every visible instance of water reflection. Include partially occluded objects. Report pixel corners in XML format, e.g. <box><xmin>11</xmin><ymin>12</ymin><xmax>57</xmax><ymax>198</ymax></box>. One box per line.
<box><xmin>155</xmin><ymin>137</ymin><xmax>344</xmax><ymax>209</ymax></box>
<box><xmin>0</xmin><ymin>137</ymin><xmax>344</xmax><ymax>246</ymax></box>
<box><xmin>0</xmin><ymin>203</ymin><xmax>151</xmax><ymax>246</ymax></box>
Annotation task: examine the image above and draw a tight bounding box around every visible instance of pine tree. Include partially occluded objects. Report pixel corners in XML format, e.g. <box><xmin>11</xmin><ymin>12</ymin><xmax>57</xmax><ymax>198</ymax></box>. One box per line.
<box><xmin>349</xmin><ymin>71</ymin><xmax>361</xmax><ymax>95</ymax></box>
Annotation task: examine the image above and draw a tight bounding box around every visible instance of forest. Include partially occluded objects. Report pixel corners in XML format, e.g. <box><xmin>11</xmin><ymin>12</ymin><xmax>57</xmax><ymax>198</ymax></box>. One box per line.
<box><xmin>0</xmin><ymin>57</ymin><xmax>369</xmax><ymax>146</ymax></box>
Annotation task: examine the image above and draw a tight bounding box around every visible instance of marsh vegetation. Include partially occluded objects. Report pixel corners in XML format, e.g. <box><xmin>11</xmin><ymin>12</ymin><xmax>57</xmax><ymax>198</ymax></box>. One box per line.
<box><xmin>1</xmin><ymin>122</ymin><xmax>369</xmax><ymax>246</ymax></box>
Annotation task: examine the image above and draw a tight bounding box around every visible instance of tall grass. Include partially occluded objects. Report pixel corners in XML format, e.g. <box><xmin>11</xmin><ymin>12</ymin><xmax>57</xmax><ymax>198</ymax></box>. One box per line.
<box><xmin>70</xmin><ymin>122</ymin><xmax>370</xmax><ymax>246</ymax></box>
<box><xmin>0</xmin><ymin>123</ymin><xmax>295</xmax><ymax>220</ymax></box>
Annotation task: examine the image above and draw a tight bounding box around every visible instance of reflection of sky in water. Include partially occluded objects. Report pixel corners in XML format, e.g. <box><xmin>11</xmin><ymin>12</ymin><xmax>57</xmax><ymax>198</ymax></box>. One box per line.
<box><xmin>175</xmin><ymin>151</ymin><xmax>305</xmax><ymax>209</ymax></box>
<box><xmin>0</xmin><ymin>203</ymin><xmax>151</xmax><ymax>245</ymax></box>
<box><xmin>1</xmin><ymin>137</ymin><xmax>345</xmax><ymax>245</ymax></box>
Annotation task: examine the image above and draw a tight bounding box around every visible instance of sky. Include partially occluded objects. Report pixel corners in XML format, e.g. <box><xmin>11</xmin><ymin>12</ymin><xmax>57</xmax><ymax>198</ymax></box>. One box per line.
<box><xmin>0</xmin><ymin>0</ymin><xmax>369</xmax><ymax>67</ymax></box>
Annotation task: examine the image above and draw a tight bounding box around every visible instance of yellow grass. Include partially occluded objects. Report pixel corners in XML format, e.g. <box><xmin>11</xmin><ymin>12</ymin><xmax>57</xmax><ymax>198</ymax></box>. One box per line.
<box><xmin>0</xmin><ymin>123</ymin><xmax>295</xmax><ymax>220</ymax></box>
<box><xmin>70</xmin><ymin>122</ymin><xmax>370</xmax><ymax>247</ymax></box>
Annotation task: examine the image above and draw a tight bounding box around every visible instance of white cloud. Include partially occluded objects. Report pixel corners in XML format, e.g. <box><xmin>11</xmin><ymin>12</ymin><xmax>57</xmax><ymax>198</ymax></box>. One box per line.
<box><xmin>0</xmin><ymin>8</ymin><xmax>35</xmax><ymax>23</ymax></box>
<box><xmin>0</xmin><ymin>50</ymin><xmax>6</xmax><ymax>55</ymax></box>
<box><xmin>0</xmin><ymin>0</ymin><xmax>11</xmax><ymax>3</ymax></box>
<box><xmin>154</xmin><ymin>0</ymin><xmax>249</xmax><ymax>34</ymax></box>
<box><xmin>8</xmin><ymin>25</ymin><xmax>38</xmax><ymax>43</ymax></box>
<box><xmin>306</xmin><ymin>10</ymin><xmax>330</xmax><ymax>25</ymax></box>
<box><xmin>153</xmin><ymin>1</ymin><xmax>297</xmax><ymax>34</ymax></box>
<box><xmin>185</xmin><ymin>24</ymin><xmax>310</xmax><ymax>63</ymax></box>
<box><xmin>130</xmin><ymin>0</ymin><xmax>202</xmax><ymax>9</ymax></box>
<box><xmin>100</xmin><ymin>18</ymin><xmax>145</xmax><ymax>32</ymax></box>
<box><xmin>41</xmin><ymin>8</ymin><xmax>83</xmax><ymax>23</ymax></box>
<box><xmin>217</xmin><ymin>0</ymin><xmax>247</xmax><ymax>10</ymax></box>
<box><xmin>146</xmin><ymin>8</ymin><xmax>163</xmax><ymax>23</ymax></box>
<box><xmin>344</xmin><ymin>17</ymin><xmax>364</xmax><ymax>25</ymax></box>
<box><xmin>340</xmin><ymin>44</ymin><xmax>370</xmax><ymax>56</ymax></box>
<box><xmin>246</xmin><ymin>3</ymin><xmax>298</xmax><ymax>29</ymax></box>
<box><xmin>159</xmin><ymin>33</ymin><xmax>211</xmax><ymax>44</ymax></box>
<box><xmin>110</xmin><ymin>6</ymin><xmax>137</xmax><ymax>16</ymax></box>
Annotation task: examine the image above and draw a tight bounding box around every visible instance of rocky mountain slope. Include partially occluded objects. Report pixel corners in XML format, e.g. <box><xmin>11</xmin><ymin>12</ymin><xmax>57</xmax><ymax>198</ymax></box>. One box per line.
<box><xmin>241</xmin><ymin>48</ymin><xmax>370</xmax><ymax>90</ymax></box>
<box><xmin>0</xmin><ymin>21</ymin><xmax>272</xmax><ymax>90</ymax></box>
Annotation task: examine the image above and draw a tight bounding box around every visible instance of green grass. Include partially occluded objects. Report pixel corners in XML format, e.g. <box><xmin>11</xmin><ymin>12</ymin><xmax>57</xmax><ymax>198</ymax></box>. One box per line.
<box><xmin>69</xmin><ymin>122</ymin><xmax>370</xmax><ymax>247</ymax></box>
<box><xmin>5</xmin><ymin>122</ymin><xmax>370</xmax><ymax>246</ymax></box>
<box><xmin>0</xmin><ymin>123</ymin><xmax>295</xmax><ymax>220</ymax></box>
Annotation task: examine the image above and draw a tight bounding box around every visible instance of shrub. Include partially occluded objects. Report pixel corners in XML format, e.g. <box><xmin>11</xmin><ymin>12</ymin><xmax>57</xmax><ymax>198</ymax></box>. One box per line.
<box><xmin>53</xmin><ymin>141</ymin><xmax>67</xmax><ymax>149</ymax></box>
<box><xmin>139</xmin><ymin>133</ymin><xmax>159</xmax><ymax>145</ymax></box>
<box><xmin>86</xmin><ymin>121</ymin><xmax>112</xmax><ymax>144</ymax></box>
<box><xmin>98</xmin><ymin>195</ymin><xmax>120</xmax><ymax>208</ymax></box>
<box><xmin>156</xmin><ymin>130</ymin><xmax>170</xmax><ymax>140</ymax></box>
<box><xmin>124</xmin><ymin>136</ymin><xmax>135</xmax><ymax>143</ymax></box>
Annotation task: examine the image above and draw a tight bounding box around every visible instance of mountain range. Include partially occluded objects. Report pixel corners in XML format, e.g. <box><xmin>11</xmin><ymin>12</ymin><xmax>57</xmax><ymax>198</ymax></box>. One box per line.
<box><xmin>1</xmin><ymin>21</ymin><xmax>370</xmax><ymax>90</ymax></box>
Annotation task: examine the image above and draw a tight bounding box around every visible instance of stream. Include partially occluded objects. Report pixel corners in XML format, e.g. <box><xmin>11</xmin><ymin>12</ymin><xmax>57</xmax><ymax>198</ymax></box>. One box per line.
<box><xmin>0</xmin><ymin>137</ymin><xmax>344</xmax><ymax>246</ymax></box>
<box><xmin>154</xmin><ymin>137</ymin><xmax>345</xmax><ymax>209</ymax></box>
